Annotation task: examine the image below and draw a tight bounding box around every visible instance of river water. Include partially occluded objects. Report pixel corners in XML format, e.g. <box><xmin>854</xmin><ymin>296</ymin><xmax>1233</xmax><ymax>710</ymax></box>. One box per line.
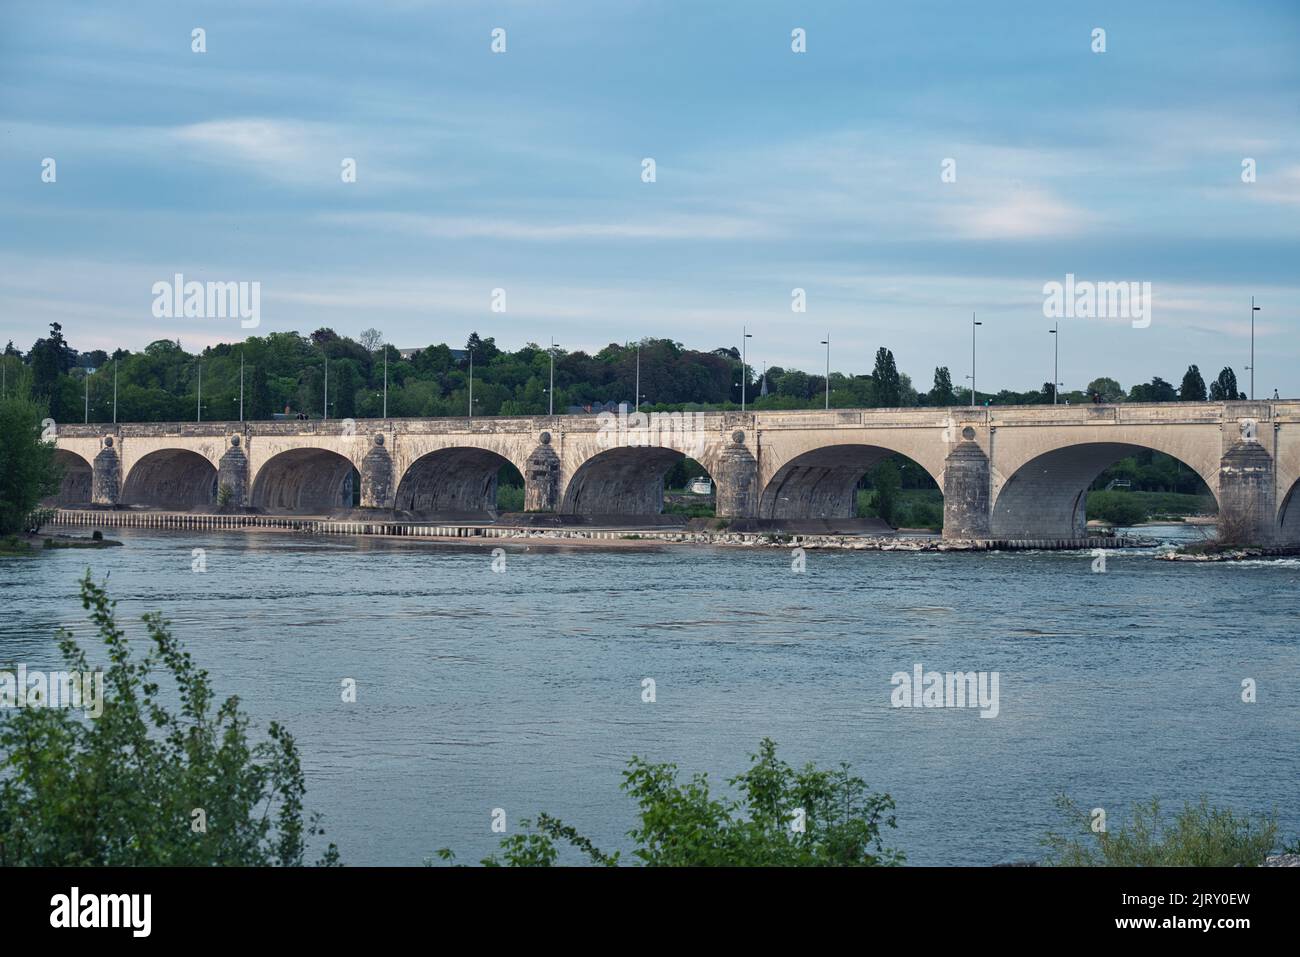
<box><xmin>3</xmin><ymin>524</ymin><xmax>1298</xmax><ymax>865</ymax></box>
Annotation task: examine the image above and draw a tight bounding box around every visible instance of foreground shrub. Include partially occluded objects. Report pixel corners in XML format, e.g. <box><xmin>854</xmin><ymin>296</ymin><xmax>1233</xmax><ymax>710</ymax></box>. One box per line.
<box><xmin>439</xmin><ymin>738</ymin><xmax>902</xmax><ymax>866</ymax></box>
<box><xmin>0</xmin><ymin>573</ymin><xmax>340</xmax><ymax>866</ymax></box>
<box><xmin>0</xmin><ymin>393</ymin><xmax>62</xmax><ymax>536</ymax></box>
<box><xmin>1042</xmin><ymin>796</ymin><xmax>1276</xmax><ymax>866</ymax></box>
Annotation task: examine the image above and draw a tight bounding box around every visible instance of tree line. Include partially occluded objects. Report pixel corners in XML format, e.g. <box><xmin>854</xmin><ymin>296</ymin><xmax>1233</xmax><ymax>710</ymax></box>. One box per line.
<box><xmin>3</xmin><ymin>322</ymin><xmax>1250</xmax><ymax>424</ymax></box>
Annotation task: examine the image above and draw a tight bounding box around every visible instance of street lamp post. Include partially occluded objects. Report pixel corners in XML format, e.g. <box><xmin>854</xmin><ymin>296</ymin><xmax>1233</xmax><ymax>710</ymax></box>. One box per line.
<box><xmin>239</xmin><ymin>351</ymin><xmax>244</xmax><ymax>422</ymax></box>
<box><xmin>820</xmin><ymin>332</ymin><xmax>831</xmax><ymax>410</ymax></box>
<box><xmin>382</xmin><ymin>343</ymin><xmax>388</xmax><ymax>418</ymax></box>
<box><xmin>84</xmin><ymin>364</ymin><xmax>89</xmax><ymax>423</ymax></box>
<box><xmin>969</xmin><ymin>312</ymin><xmax>982</xmax><ymax>407</ymax></box>
<box><xmin>467</xmin><ymin>347</ymin><xmax>474</xmax><ymax>420</ymax></box>
<box><xmin>740</xmin><ymin>326</ymin><xmax>753</xmax><ymax>411</ymax></box>
<box><xmin>112</xmin><ymin>358</ymin><xmax>117</xmax><ymax>424</ymax></box>
<box><xmin>1249</xmin><ymin>297</ymin><xmax>1260</xmax><ymax>400</ymax></box>
<box><xmin>549</xmin><ymin>338</ymin><xmax>558</xmax><ymax>416</ymax></box>
<box><xmin>1048</xmin><ymin>323</ymin><xmax>1059</xmax><ymax>404</ymax></box>
<box><xmin>196</xmin><ymin>359</ymin><xmax>202</xmax><ymax>422</ymax></box>
<box><xmin>634</xmin><ymin>339</ymin><xmax>640</xmax><ymax>411</ymax></box>
<box><xmin>321</xmin><ymin>350</ymin><xmax>328</xmax><ymax>422</ymax></box>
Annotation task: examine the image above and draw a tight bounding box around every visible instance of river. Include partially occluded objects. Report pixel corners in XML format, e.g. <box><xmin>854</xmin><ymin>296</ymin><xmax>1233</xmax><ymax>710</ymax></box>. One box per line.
<box><xmin>3</xmin><ymin>524</ymin><xmax>1297</xmax><ymax>865</ymax></box>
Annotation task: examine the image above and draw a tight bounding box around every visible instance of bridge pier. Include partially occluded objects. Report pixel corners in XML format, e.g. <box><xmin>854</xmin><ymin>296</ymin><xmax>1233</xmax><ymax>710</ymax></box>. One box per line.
<box><xmin>942</xmin><ymin>436</ymin><xmax>990</xmax><ymax>539</ymax></box>
<box><xmin>218</xmin><ymin>435</ymin><xmax>250</xmax><ymax>507</ymax></box>
<box><xmin>524</xmin><ymin>433</ymin><xmax>560</xmax><ymax>512</ymax></box>
<box><xmin>92</xmin><ymin>437</ymin><xmax>121</xmax><ymax>506</ymax></box>
<box><xmin>360</xmin><ymin>434</ymin><xmax>395</xmax><ymax>509</ymax></box>
<box><xmin>714</xmin><ymin>430</ymin><xmax>758</xmax><ymax>518</ymax></box>
<box><xmin>1218</xmin><ymin>439</ymin><xmax>1277</xmax><ymax>544</ymax></box>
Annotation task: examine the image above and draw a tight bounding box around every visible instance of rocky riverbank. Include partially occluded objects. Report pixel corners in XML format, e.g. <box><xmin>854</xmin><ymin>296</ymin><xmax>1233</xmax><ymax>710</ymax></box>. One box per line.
<box><xmin>1157</xmin><ymin>544</ymin><xmax>1300</xmax><ymax>562</ymax></box>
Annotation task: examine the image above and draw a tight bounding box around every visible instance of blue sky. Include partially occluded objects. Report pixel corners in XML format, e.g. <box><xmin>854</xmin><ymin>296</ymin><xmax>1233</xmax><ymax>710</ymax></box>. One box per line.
<box><xmin>2</xmin><ymin>0</ymin><xmax>1298</xmax><ymax>395</ymax></box>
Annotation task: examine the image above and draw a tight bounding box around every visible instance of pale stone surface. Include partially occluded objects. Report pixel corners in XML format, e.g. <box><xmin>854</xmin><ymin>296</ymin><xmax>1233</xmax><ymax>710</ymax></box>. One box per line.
<box><xmin>50</xmin><ymin>401</ymin><xmax>1300</xmax><ymax>543</ymax></box>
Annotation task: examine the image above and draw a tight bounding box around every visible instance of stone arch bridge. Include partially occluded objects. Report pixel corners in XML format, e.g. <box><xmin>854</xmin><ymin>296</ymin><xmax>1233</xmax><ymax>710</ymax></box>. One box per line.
<box><xmin>47</xmin><ymin>401</ymin><xmax>1300</xmax><ymax>543</ymax></box>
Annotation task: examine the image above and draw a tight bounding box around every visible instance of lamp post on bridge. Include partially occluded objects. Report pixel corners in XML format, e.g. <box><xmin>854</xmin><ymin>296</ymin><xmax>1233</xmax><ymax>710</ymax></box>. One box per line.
<box><xmin>1049</xmin><ymin>322</ymin><xmax>1059</xmax><ymax>404</ymax></box>
<box><xmin>1247</xmin><ymin>297</ymin><xmax>1260</xmax><ymax>400</ymax></box>
<box><xmin>820</xmin><ymin>333</ymin><xmax>831</xmax><ymax>410</ymax></box>
<box><xmin>549</xmin><ymin>338</ymin><xmax>559</xmax><ymax>416</ymax></box>
<box><xmin>740</xmin><ymin>326</ymin><xmax>753</xmax><ymax>411</ymax></box>
<box><xmin>967</xmin><ymin>312</ymin><xmax>982</xmax><ymax>407</ymax></box>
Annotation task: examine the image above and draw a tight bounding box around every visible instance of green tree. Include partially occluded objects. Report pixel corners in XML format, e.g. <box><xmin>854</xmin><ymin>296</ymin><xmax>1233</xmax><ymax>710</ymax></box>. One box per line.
<box><xmin>868</xmin><ymin>459</ymin><xmax>902</xmax><ymax>526</ymax></box>
<box><xmin>1085</xmin><ymin>377</ymin><xmax>1125</xmax><ymax>403</ymax></box>
<box><xmin>249</xmin><ymin>364</ymin><xmax>274</xmax><ymax>419</ymax></box>
<box><xmin>927</xmin><ymin>366</ymin><xmax>955</xmax><ymax>406</ymax></box>
<box><xmin>439</xmin><ymin>738</ymin><xmax>901</xmax><ymax>867</ymax></box>
<box><xmin>871</xmin><ymin>348</ymin><xmax>901</xmax><ymax>407</ymax></box>
<box><xmin>29</xmin><ymin>322</ymin><xmax>73</xmax><ymax>421</ymax></box>
<box><xmin>0</xmin><ymin>392</ymin><xmax>62</xmax><ymax>535</ymax></box>
<box><xmin>1179</xmin><ymin>365</ymin><xmax>1207</xmax><ymax>401</ymax></box>
<box><xmin>1086</xmin><ymin>491</ymin><xmax>1146</xmax><ymax>526</ymax></box>
<box><xmin>1209</xmin><ymin>366</ymin><xmax>1243</xmax><ymax>401</ymax></box>
<box><xmin>0</xmin><ymin>575</ymin><xmax>341</xmax><ymax>866</ymax></box>
<box><xmin>1128</xmin><ymin>376</ymin><xmax>1178</xmax><ymax>403</ymax></box>
<box><xmin>333</xmin><ymin>362</ymin><xmax>357</xmax><ymax>418</ymax></box>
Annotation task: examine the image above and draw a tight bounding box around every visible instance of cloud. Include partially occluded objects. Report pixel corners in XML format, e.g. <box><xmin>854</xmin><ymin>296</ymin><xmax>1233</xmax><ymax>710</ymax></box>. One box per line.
<box><xmin>1250</xmin><ymin>164</ymin><xmax>1300</xmax><ymax>208</ymax></box>
<box><xmin>943</xmin><ymin>188</ymin><xmax>1098</xmax><ymax>240</ymax></box>
<box><xmin>316</xmin><ymin>211</ymin><xmax>775</xmax><ymax>242</ymax></box>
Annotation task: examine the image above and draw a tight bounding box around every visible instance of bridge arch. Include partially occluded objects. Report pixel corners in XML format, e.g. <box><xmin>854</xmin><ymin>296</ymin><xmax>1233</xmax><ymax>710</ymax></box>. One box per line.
<box><xmin>990</xmin><ymin>441</ymin><xmax>1219</xmax><ymax>539</ymax></box>
<box><xmin>1277</xmin><ymin>479</ymin><xmax>1300</xmax><ymax>542</ymax></box>
<box><xmin>250</xmin><ymin>447</ymin><xmax>359</xmax><ymax>513</ymax></box>
<box><xmin>395</xmin><ymin>447</ymin><xmax>519</xmax><ymax>516</ymax></box>
<box><xmin>45</xmin><ymin>449</ymin><xmax>94</xmax><ymax>506</ymax></box>
<box><xmin>561</xmin><ymin>444</ymin><xmax>717</xmax><ymax>516</ymax></box>
<box><xmin>758</xmin><ymin>443</ymin><xmax>943</xmax><ymax>521</ymax></box>
<box><xmin>121</xmin><ymin>448</ymin><xmax>218</xmax><ymax>508</ymax></box>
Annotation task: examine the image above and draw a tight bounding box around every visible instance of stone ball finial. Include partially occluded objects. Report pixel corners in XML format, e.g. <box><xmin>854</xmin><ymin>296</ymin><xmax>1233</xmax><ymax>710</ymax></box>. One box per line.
<box><xmin>374</xmin><ymin>433</ymin><xmax>385</xmax><ymax>446</ymax></box>
<box><xmin>230</xmin><ymin>434</ymin><xmax>241</xmax><ymax>447</ymax></box>
<box><xmin>103</xmin><ymin>436</ymin><xmax>114</xmax><ymax>448</ymax></box>
<box><xmin>732</xmin><ymin>430</ymin><xmax>745</xmax><ymax>445</ymax></box>
<box><xmin>962</xmin><ymin>426</ymin><xmax>976</xmax><ymax>441</ymax></box>
<box><xmin>540</xmin><ymin>431</ymin><xmax>552</xmax><ymax>445</ymax></box>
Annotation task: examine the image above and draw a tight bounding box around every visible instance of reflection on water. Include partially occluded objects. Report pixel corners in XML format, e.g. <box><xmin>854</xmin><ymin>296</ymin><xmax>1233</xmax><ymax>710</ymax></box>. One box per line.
<box><xmin>3</xmin><ymin>526</ymin><xmax>1297</xmax><ymax>865</ymax></box>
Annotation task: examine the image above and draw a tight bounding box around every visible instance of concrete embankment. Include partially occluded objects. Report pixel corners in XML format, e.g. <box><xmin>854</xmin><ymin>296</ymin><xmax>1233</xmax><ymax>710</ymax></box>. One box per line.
<box><xmin>48</xmin><ymin>508</ymin><xmax>1146</xmax><ymax>552</ymax></box>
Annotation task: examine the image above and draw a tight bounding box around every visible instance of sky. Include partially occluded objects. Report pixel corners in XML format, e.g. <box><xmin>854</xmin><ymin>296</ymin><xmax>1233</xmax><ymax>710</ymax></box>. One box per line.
<box><xmin>2</xmin><ymin>0</ymin><xmax>1298</xmax><ymax>396</ymax></box>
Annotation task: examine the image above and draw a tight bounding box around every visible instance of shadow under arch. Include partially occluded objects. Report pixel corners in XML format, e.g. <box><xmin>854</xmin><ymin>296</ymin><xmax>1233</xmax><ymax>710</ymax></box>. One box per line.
<box><xmin>44</xmin><ymin>449</ymin><xmax>94</xmax><ymax>506</ymax></box>
<box><xmin>758</xmin><ymin>444</ymin><xmax>941</xmax><ymax>523</ymax></box>
<box><xmin>1277</xmin><ymin>478</ymin><xmax>1300</xmax><ymax>543</ymax></box>
<box><xmin>394</xmin><ymin>447</ymin><xmax>519</xmax><ymax>517</ymax></box>
<box><xmin>991</xmin><ymin>442</ymin><xmax>1218</xmax><ymax>539</ymax></box>
<box><xmin>121</xmin><ymin>449</ymin><xmax>218</xmax><ymax>508</ymax></box>
<box><xmin>251</xmin><ymin>448</ymin><xmax>358</xmax><ymax>513</ymax></box>
<box><xmin>561</xmin><ymin>445</ymin><xmax>709</xmax><ymax>517</ymax></box>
